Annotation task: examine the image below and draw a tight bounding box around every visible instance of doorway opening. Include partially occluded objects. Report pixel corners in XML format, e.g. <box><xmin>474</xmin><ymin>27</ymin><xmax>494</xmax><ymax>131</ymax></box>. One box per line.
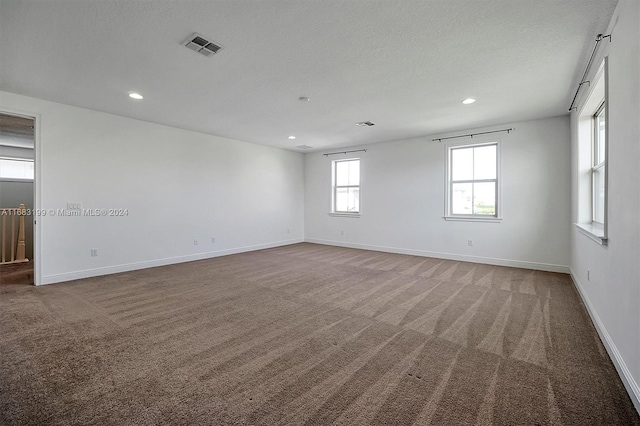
<box><xmin>0</xmin><ymin>112</ymin><xmax>35</xmax><ymax>285</ymax></box>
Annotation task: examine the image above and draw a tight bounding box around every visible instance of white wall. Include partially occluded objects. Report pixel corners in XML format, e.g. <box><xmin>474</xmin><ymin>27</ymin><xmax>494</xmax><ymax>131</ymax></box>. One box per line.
<box><xmin>570</xmin><ymin>0</ymin><xmax>640</xmax><ymax>411</ymax></box>
<box><xmin>305</xmin><ymin>115</ymin><xmax>571</xmax><ymax>272</ymax></box>
<box><xmin>0</xmin><ymin>91</ymin><xmax>305</xmax><ymax>284</ymax></box>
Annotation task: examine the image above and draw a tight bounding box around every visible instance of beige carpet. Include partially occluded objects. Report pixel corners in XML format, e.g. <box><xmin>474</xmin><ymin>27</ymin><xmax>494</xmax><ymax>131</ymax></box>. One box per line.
<box><xmin>1</xmin><ymin>243</ymin><xmax>638</xmax><ymax>425</ymax></box>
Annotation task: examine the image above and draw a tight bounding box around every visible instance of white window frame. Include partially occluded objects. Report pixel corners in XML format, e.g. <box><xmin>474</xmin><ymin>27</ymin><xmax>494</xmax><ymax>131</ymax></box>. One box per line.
<box><xmin>330</xmin><ymin>158</ymin><xmax>361</xmax><ymax>217</ymax></box>
<box><xmin>444</xmin><ymin>140</ymin><xmax>502</xmax><ymax>222</ymax></box>
<box><xmin>575</xmin><ymin>59</ymin><xmax>608</xmax><ymax>245</ymax></box>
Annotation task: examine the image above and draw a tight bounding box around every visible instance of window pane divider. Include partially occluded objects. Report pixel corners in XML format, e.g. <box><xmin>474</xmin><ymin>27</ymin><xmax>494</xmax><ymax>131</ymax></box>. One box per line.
<box><xmin>450</xmin><ymin>179</ymin><xmax>497</xmax><ymax>184</ymax></box>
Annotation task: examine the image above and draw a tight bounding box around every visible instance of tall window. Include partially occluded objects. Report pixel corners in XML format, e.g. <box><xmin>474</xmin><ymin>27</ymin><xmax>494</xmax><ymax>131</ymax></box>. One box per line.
<box><xmin>575</xmin><ymin>59</ymin><xmax>607</xmax><ymax>244</ymax></box>
<box><xmin>447</xmin><ymin>143</ymin><xmax>498</xmax><ymax>218</ymax></box>
<box><xmin>332</xmin><ymin>158</ymin><xmax>360</xmax><ymax>214</ymax></box>
<box><xmin>592</xmin><ymin>102</ymin><xmax>606</xmax><ymax>224</ymax></box>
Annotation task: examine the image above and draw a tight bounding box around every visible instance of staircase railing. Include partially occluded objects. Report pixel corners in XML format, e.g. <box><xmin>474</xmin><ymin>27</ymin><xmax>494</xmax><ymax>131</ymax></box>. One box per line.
<box><xmin>1</xmin><ymin>204</ymin><xmax>28</xmax><ymax>264</ymax></box>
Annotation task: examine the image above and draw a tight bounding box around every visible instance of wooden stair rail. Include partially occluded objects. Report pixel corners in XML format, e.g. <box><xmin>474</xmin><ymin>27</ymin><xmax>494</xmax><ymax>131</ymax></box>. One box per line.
<box><xmin>1</xmin><ymin>204</ymin><xmax>28</xmax><ymax>264</ymax></box>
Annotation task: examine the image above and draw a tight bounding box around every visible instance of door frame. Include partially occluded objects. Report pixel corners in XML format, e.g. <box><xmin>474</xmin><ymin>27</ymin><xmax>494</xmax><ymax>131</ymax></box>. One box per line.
<box><xmin>0</xmin><ymin>108</ymin><xmax>41</xmax><ymax>285</ymax></box>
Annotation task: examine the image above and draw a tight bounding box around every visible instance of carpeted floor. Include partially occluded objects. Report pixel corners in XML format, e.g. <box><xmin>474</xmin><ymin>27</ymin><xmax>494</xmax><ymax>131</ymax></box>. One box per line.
<box><xmin>1</xmin><ymin>243</ymin><xmax>638</xmax><ymax>425</ymax></box>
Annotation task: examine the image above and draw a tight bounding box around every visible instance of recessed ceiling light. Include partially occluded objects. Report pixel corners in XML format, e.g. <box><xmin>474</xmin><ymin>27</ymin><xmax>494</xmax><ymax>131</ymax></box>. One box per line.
<box><xmin>288</xmin><ymin>136</ymin><xmax>296</xmax><ymax>140</ymax></box>
<box><xmin>462</xmin><ymin>98</ymin><xmax>476</xmax><ymax>104</ymax></box>
<box><xmin>129</xmin><ymin>92</ymin><xmax>143</xmax><ymax>100</ymax></box>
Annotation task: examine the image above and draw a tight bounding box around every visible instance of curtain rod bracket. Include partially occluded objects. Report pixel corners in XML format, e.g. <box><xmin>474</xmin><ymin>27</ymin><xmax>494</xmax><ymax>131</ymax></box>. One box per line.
<box><xmin>597</xmin><ymin>34</ymin><xmax>612</xmax><ymax>43</ymax></box>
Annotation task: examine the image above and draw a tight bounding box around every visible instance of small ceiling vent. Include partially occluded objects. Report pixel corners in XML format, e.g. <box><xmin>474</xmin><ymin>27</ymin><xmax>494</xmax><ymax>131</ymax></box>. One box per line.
<box><xmin>356</xmin><ymin>121</ymin><xmax>375</xmax><ymax>127</ymax></box>
<box><xmin>296</xmin><ymin>145</ymin><xmax>314</xmax><ymax>150</ymax></box>
<box><xmin>184</xmin><ymin>33</ymin><xmax>223</xmax><ymax>57</ymax></box>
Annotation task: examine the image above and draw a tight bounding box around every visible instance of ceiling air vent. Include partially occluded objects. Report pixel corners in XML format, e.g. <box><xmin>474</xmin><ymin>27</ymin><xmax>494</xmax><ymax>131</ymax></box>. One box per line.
<box><xmin>184</xmin><ymin>33</ymin><xmax>223</xmax><ymax>57</ymax></box>
<box><xmin>356</xmin><ymin>121</ymin><xmax>375</xmax><ymax>127</ymax></box>
<box><xmin>296</xmin><ymin>145</ymin><xmax>314</xmax><ymax>150</ymax></box>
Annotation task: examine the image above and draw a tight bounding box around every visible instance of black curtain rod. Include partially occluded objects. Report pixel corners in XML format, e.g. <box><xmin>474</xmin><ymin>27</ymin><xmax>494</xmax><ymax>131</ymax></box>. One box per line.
<box><xmin>432</xmin><ymin>128</ymin><xmax>513</xmax><ymax>143</ymax></box>
<box><xmin>568</xmin><ymin>33</ymin><xmax>611</xmax><ymax>112</ymax></box>
<box><xmin>323</xmin><ymin>149</ymin><xmax>367</xmax><ymax>157</ymax></box>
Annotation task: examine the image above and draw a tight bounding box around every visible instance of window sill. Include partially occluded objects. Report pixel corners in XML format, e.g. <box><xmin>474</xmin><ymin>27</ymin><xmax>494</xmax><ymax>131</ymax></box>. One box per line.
<box><xmin>575</xmin><ymin>223</ymin><xmax>608</xmax><ymax>245</ymax></box>
<box><xmin>329</xmin><ymin>212</ymin><xmax>361</xmax><ymax>218</ymax></box>
<box><xmin>443</xmin><ymin>216</ymin><xmax>502</xmax><ymax>223</ymax></box>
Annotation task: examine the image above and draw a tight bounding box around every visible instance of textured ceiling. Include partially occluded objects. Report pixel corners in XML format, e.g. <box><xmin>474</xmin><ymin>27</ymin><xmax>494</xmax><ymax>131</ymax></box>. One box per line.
<box><xmin>0</xmin><ymin>0</ymin><xmax>618</xmax><ymax>151</ymax></box>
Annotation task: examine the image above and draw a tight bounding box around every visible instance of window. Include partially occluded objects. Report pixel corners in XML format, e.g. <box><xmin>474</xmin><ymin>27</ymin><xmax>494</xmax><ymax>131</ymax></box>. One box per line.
<box><xmin>0</xmin><ymin>158</ymin><xmax>34</xmax><ymax>180</ymax></box>
<box><xmin>575</xmin><ymin>59</ymin><xmax>607</xmax><ymax>244</ymax></box>
<box><xmin>592</xmin><ymin>102</ymin><xmax>606</xmax><ymax>225</ymax></box>
<box><xmin>332</xmin><ymin>158</ymin><xmax>360</xmax><ymax>214</ymax></box>
<box><xmin>446</xmin><ymin>143</ymin><xmax>499</xmax><ymax>219</ymax></box>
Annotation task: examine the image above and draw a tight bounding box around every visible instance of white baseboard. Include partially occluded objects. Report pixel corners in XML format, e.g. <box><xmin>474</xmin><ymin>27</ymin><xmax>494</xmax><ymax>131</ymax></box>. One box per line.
<box><xmin>570</xmin><ymin>269</ymin><xmax>640</xmax><ymax>414</ymax></box>
<box><xmin>304</xmin><ymin>238</ymin><xmax>570</xmax><ymax>273</ymax></box>
<box><xmin>39</xmin><ymin>238</ymin><xmax>304</xmax><ymax>285</ymax></box>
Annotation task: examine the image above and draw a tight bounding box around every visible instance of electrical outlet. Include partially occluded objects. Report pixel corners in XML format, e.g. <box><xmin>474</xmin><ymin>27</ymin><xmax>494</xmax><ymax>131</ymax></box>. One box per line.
<box><xmin>211</xmin><ymin>237</ymin><xmax>216</xmax><ymax>243</ymax></box>
<box><xmin>468</xmin><ymin>240</ymin><xmax>473</xmax><ymax>246</ymax></box>
<box><xmin>194</xmin><ymin>239</ymin><xmax>199</xmax><ymax>246</ymax></box>
<box><xmin>286</xmin><ymin>229</ymin><xmax>290</xmax><ymax>234</ymax></box>
<box><xmin>340</xmin><ymin>230</ymin><xmax>345</xmax><ymax>236</ymax></box>
<box><xmin>91</xmin><ymin>248</ymin><xmax>98</xmax><ymax>257</ymax></box>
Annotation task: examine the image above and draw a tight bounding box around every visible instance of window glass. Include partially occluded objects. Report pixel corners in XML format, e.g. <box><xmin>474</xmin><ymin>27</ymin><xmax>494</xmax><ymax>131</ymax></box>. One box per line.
<box><xmin>474</xmin><ymin>182</ymin><xmax>496</xmax><ymax>215</ymax></box>
<box><xmin>336</xmin><ymin>187</ymin><xmax>359</xmax><ymax>212</ymax></box>
<box><xmin>0</xmin><ymin>158</ymin><xmax>34</xmax><ymax>180</ymax></box>
<box><xmin>333</xmin><ymin>159</ymin><xmax>360</xmax><ymax>214</ymax></box>
<box><xmin>451</xmin><ymin>148</ymin><xmax>473</xmax><ymax>181</ymax></box>
<box><xmin>348</xmin><ymin>160</ymin><xmax>360</xmax><ymax>186</ymax></box>
<box><xmin>452</xmin><ymin>182</ymin><xmax>472</xmax><ymax>214</ymax></box>
<box><xmin>592</xmin><ymin>102</ymin><xmax>606</xmax><ymax>225</ymax></box>
<box><xmin>473</xmin><ymin>145</ymin><xmax>496</xmax><ymax>180</ymax></box>
<box><xmin>595</xmin><ymin>106</ymin><xmax>606</xmax><ymax>165</ymax></box>
<box><xmin>448</xmin><ymin>143</ymin><xmax>498</xmax><ymax>217</ymax></box>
